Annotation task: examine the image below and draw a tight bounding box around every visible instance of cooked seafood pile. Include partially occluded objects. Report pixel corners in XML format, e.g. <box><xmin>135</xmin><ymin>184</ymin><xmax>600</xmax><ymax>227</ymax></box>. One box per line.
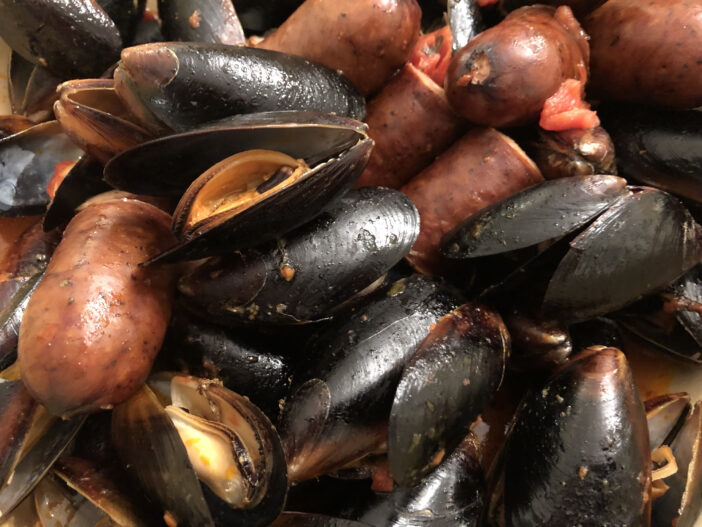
<box><xmin>0</xmin><ymin>0</ymin><xmax>701</xmax><ymax>525</ymax></box>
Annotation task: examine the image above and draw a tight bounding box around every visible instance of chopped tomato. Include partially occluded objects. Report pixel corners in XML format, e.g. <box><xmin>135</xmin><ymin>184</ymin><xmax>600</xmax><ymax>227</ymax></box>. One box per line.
<box><xmin>539</xmin><ymin>79</ymin><xmax>600</xmax><ymax>131</ymax></box>
<box><xmin>46</xmin><ymin>161</ymin><xmax>76</xmax><ymax>200</ymax></box>
<box><xmin>371</xmin><ymin>465</ymin><xmax>395</xmax><ymax>493</ymax></box>
<box><xmin>410</xmin><ymin>26</ymin><xmax>453</xmax><ymax>87</ymax></box>
<box><xmin>477</xmin><ymin>0</ymin><xmax>499</xmax><ymax>6</ymax></box>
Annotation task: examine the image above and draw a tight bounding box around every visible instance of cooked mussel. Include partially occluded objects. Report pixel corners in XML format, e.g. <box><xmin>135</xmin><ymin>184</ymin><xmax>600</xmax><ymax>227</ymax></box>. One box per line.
<box><xmin>53</xmin><ymin>78</ymin><xmax>152</xmax><ymax>164</ymax></box>
<box><xmin>113</xmin><ymin>42</ymin><xmax>365</xmax><ymax>133</ymax></box>
<box><xmin>281</xmin><ymin>275</ymin><xmax>463</xmax><ymax>482</ymax></box>
<box><xmin>178</xmin><ymin>187</ymin><xmax>419</xmax><ymax>325</ymax></box>
<box><xmin>104</xmin><ymin>111</ymin><xmax>369</xmax><ymax>197</ymax></box>
<box><xmin>158</xmin><ymin>0</ymin><xmax>245</xmax><ymax>45</ymax></box>
<box><xmin>502</xmin><ymin>346</ymin><xmax>651</xmax><ymax>526</ymax></box>
<box><xmin>0</xmin><ymin>0</ymin><xmax>122</xmax><ymax>79</ymax></box>
<box><xmin>151</xmin><ymin>134</ymin><xmax>372</xmax><ymax>263</ymax></box>
<box><xmin>388</xmin><ymin>304</ymin><xmax>508</xmax><ymax>487</ymax></box>
<box><xmin>112</xmin><ymin>376</ymin><xmax>287</xmax><ymax>527</ymax></box>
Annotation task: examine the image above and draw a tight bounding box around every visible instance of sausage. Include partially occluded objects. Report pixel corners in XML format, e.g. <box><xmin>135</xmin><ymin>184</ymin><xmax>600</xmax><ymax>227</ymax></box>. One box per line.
<box><xmin>401</xmin><ymin>128</ymin><xmax>543</xmax><ymax>275</ymax></box>
<box><xmin>444</xmin><ymin>6</ymin><xmax>589</xmax><ymax>128</ymax></box>
<box><xmin>355</xmin><ymin>63</ymin><xmax>465</xmax><ymax>189</ymax></box>
<box><xmin>257</xmin><ymin>0</ymin><xmax>422</xmax><ymax>96</ymax></box>
<box><xmin>584</xmin><ymin>0</ymin><xmax>702</xmax><ymax>109</ymax></box>
<box><xmin>18</xmin><ymin>198</ymin><xmax>176</xmax><ymax>417</ymax></box>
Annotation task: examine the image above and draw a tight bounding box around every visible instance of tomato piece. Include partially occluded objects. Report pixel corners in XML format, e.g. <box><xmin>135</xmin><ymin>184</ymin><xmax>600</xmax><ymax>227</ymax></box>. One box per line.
<box><xmin>540</xmin><ymin>79</ymin><xmax>600</xmax><ymax>131</ymax></box>
<box><xmin>410</xmin><ymin>26</ymin><xmax>453</xmax><ymax>86</ymax></box>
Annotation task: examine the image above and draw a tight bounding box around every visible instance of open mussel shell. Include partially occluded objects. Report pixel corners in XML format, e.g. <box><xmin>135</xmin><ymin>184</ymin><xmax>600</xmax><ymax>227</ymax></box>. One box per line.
<box><xmin>113</xmin><ymin>42</ymin><xmax>365</xmax><ymax>133</ymax></box>
<box><xmin>441</xmin><ymin>175</ymin><xmax>628</xmax><ymax>259</ymax></box>
<box><xmin>652</xmin><ymin>401</ymin><xmax>702</xmax><ymax>527</ymax></box>
<box><xmin>53</xmin><ymin>78</ymin><xmax>153</xmax><ymax>164</ymax></box>
<box><xmin>112</xmin><ymin>377</ymin><xmax>287</xmax><ymax>527</ymax></box>
<box><xmin>0</xmin><ymin>413</ymin><xmax>85</xmax><ymax>518</ymax></box>
<box><xmin>281</xmin><ymin>275</ymin><xmax>463</xmax><ymax>482</ymax></box>
<box><xmin>363</xmin><ymin>435</ymin><xmax>484</xmax><ymax>527</ymax></box>
<box><xmin>0</xmin><ymin>0</ymin><xmax>122</xmax><ymax>79</ymax></box>
<box><xmin>543</xmin><ymin>187</ymin><xmax>702</xmax><ymax>322</ymax></box>
<box><xmin>152</xmin><ymin>139</ymin><xmax>372</xmax><ymax>263</ymax></box>
<box><xmin>104</xmin><ymin>111</ymin><xmax>369</xmax><ymax>196</ymax></box>
<box><xmin>0</xmin><ymin>115</ymin><xmax>34</xmax><ymax>139</ymax></box>
<box><xmin>178</xmin><ymin>187</ymin><xmax>419</xmax><ymax>325</ymax></box>
<box><xmin>388</xmin><ymin>304</ymin><xmax>508</xmax><ymax>488</ymax></box>
<box><xmin>33</xmin><ymin>473</ymin><xmax>112</xmax><ymax>526</ymax></box>
<box><xmin>0</xmin><ymin>380</ymin><xmax>39</xmax><ymax>484</ymax></box>
<box><xmin>503</xmin><ymin>346</ymin><xmax>651</xmax><ymax>526</ymax></box>
<box><xmin>645</xmin><ymin>393</ymin><xmax>690</xmax><ymax>451</ymax></box>
<box><xmin>0</xmin><ymin>121</ymin><xmax>83</xmax><ymax>216</ymax></box>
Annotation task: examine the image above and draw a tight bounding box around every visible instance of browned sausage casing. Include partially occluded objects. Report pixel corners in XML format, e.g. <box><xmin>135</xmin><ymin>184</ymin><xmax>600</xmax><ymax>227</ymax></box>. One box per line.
<box><xmin>258</xmin><ymin>0</ymin><xmax>422</xmax><ymax>96</ymax></box>
<box><xmin>401</xmin><ymin>128</ymin><xmax>543</xmax><ymax>275</ymax></box>
<box><xmin>584</xmin><ymin>0</ymin><xmax>702</xmax><ymax>109</ymax></box>
<box><xmin>18</xmin><ymin>199</ymin><xmax>176</xmax><ymax>417</ymax></box>
<box><xmin>355</xmin><ymin>63</ymin><xmax>465</xmax><ymax>189</ymax></box>
<box><xmin>445</xmin><ymin>6</ymin><xmax>589</xmax><ymax>128</ymax></box>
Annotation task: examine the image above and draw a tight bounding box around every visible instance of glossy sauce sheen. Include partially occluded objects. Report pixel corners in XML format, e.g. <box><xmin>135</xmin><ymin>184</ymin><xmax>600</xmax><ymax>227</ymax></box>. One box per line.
<box><xmin>18</xmin><ymin>199</ymin><xmax>176</xmax><ymax>417</ymax></box>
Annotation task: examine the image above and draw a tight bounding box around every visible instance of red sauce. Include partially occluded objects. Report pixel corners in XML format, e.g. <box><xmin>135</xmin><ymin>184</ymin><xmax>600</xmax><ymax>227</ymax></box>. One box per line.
<box><xmin>409</xmin><ymin>26</ymin><xmax>453</xmax><ymax>87</ymax></box>
<box><xmin>539</xmin><ymin>79</ymin><xmax>600</xmax><ymax>131</ymax></box>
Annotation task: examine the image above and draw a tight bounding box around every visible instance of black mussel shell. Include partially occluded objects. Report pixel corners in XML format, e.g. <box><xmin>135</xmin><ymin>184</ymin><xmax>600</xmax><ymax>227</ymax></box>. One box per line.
<box><xmin>113</xmin><ymin>42</ymin><xmax>365</xmax><ymax>133</ymax></box>
<box><xmin>0</xmin><ymin>0</ymin><xmax>122</xmax><ymax>79</ymax></box>
<box><xmin>104</xmin><ymin>111</ymin><xmax>369</xmax><ymax>196</ymax></box>
<box><xmin>544</xmin><ymin>187</ymin><xmax>702</xmax><ymax>322</ymax></box>
<box><xmin>281</xmin><ymin>275</ymin><xmax>463</xmax><ymax>482</ymax></box>
<box><xmin>234</xmin><ymin>0</ymin><xmax>305</xmax><ymax>35</ymax></box>
<box><xmin>388</xmin><ymin>304</ymin><xmax>508</xmax><ymax>487</ymax></box>
<box><xmin>503</xmin><ymin>309</ymin><xmax>572</xmax><ymax>371</ymax></box>
<box><xmin>503</xmin><ymin>346</ymin><xmax>651</xmax><ymax>526</ymax></box>
<box><xmin>671</xmin><ymin>265</ymin><xmax>702</xmax><ymax>347</ymax></box>
<box><xmin>43</xmin><ymin>156</ymin><xmax>111</xmax><ymax>231</ymax></box>
<box><xmin>569</xmin><ymin>317</ymin><xmax>623</xmax><ymax>352</ymax></box>
<box><xmin>363</xmin><ymin>435</ymin><xmax>484</xmax><ymax>527</ymax></box>
<box><xmin>599</xmin><ymin>103</ymin><xmax>702</xmax><ymax>204</ymax></box>
<box><xmin>164</xmin><ymin>314</ymin><xmax>292</xmax><ymax>420</ymax></box>
<box><xmin>151</xmin><ymin>138</ymin><xmax>372</xmax><ymax>263</ymax></box>
<box><xmin>158</xmin><ymin>0</ymin><xmax>245</xmax><ymax>45</ymax></box>
<box><xmin>0</xmin><ymin>414</ymin><xmax>85</xmax><ymax>517</ymax></box>
<box><xmin>111</xmin><ymin>386</ymin><xmax>215</xmax><ymax>527</ymax></box>
<box><xmin>0</xmin><ymin>121</ymin><xmax>83</xmax><ymax>216</ymax></box>
<box><xmin>652</xmin><ymin>401</ymin><xmax>702</xmax><ymax>527</ymax></box>
<box><xmin>441</xmin><ymin>175</ymin><xmax>627</xmax><ymax>259</ymax></box>
<box><xmin>97</xmin><ymin>0</ymin><xmax>146</xmax><ymax>47</ymax></box>
<box><xmin>178</xmin><ymin>187</ymin><xmax>419</xmax><ymax>325</ymax></box>
<box><xmin>0</xmin><ymin>115</ymin><xmax>34</xmax><ymax>139</ymax></box>
<box><xmin>0</xmin><ymin>380</ymin><xmax>38</xmax><ymax>483</ymax></box>
<box><xmin>7</xmin><ymin>52</ymin><xmax>61</xmax><ymax>122</ymax></box>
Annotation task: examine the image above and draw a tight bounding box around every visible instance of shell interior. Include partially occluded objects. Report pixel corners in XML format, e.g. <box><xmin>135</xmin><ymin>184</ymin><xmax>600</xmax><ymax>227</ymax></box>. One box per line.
<box><xmin>173</xmin><ymin>150</ymin><xmax>308</xmax><ymax>237</ymax></box>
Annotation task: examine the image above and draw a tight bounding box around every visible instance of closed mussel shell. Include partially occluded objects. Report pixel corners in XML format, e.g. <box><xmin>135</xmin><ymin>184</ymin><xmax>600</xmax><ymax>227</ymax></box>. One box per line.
<box><xmin>543</xmin><ymin>187</ymin><xmax>702</xmax><ymax>322</ymax></box>
<box><xmin>0</xmin><ymin>121</ymin><xmax>83</xmax><ymax>216</ymax></box>
<box><xmin>113</xmin><ymin>42</ymin><xmax>365</xmax><ymax>133</ymax></box>
<box><xmin>0</xmin><ymin>0</ymin><xmax>122</xmax><ymax>79</ymax></box>
<box><xmin>152</xmin><ymin>138</ymin><xmax>372</xmax><ymax>263</ymax></box>
<box><xmin>441</xmin><ymin>175</ymin><xmax>628</xmax><ymax>259</ymax></box>
<box><xmin>503</xmin><ymin>346</ymin><xmax>651</xmax><ymax>526</ymax></box>
<box><xmin>281</xmin><ymin>275</ymin><xmax>463</xmax><ymax>482</ymax></box>
<box><xmin>178</xmin><ymin>187</ymin><xmax>419</xmax><ymax>325</ymax></box>
<box><xmin>388</xmin><ymin>303</ymin><xmax>508</xmax><ymax>487</ymax></box>
<box><xmin>104</xmin><ymin>111</ymin><xmax>369</xmax><ymax>196</ymax></box>
<box><xmin>363</xmin><ymin>434</ymin><xmax>484</xmax><ymax>527</ymax></box>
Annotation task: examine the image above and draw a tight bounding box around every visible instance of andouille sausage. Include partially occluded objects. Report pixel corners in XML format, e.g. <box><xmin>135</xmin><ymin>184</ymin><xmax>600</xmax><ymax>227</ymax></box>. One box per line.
<box><xmin>401</xmin><ymin>128</ymin><xmax>543</xmax><ymax>275</ymax></box>
<box><xmin>18</xmin><ymin>198</ymin><xmax>176</xmax><ymax>417</ymax></box>
<box><xmin>445</xmin><ymin>5</ymin><xmax>588</xmax><ymax>128</ymax></box>
<box><xmin>355</xmin><ymin>63</ymin><xmax>464</xmax><ymax>189</ymax></box>
<box><xmin>584</xmin><ymin>0</ymin><xmax>702</xmax><ymax>109</ymax></box>
<box><xmin>258</xmin><ymin>0</ymin><xmax>422</xmax><ymax>96</ymax></box>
